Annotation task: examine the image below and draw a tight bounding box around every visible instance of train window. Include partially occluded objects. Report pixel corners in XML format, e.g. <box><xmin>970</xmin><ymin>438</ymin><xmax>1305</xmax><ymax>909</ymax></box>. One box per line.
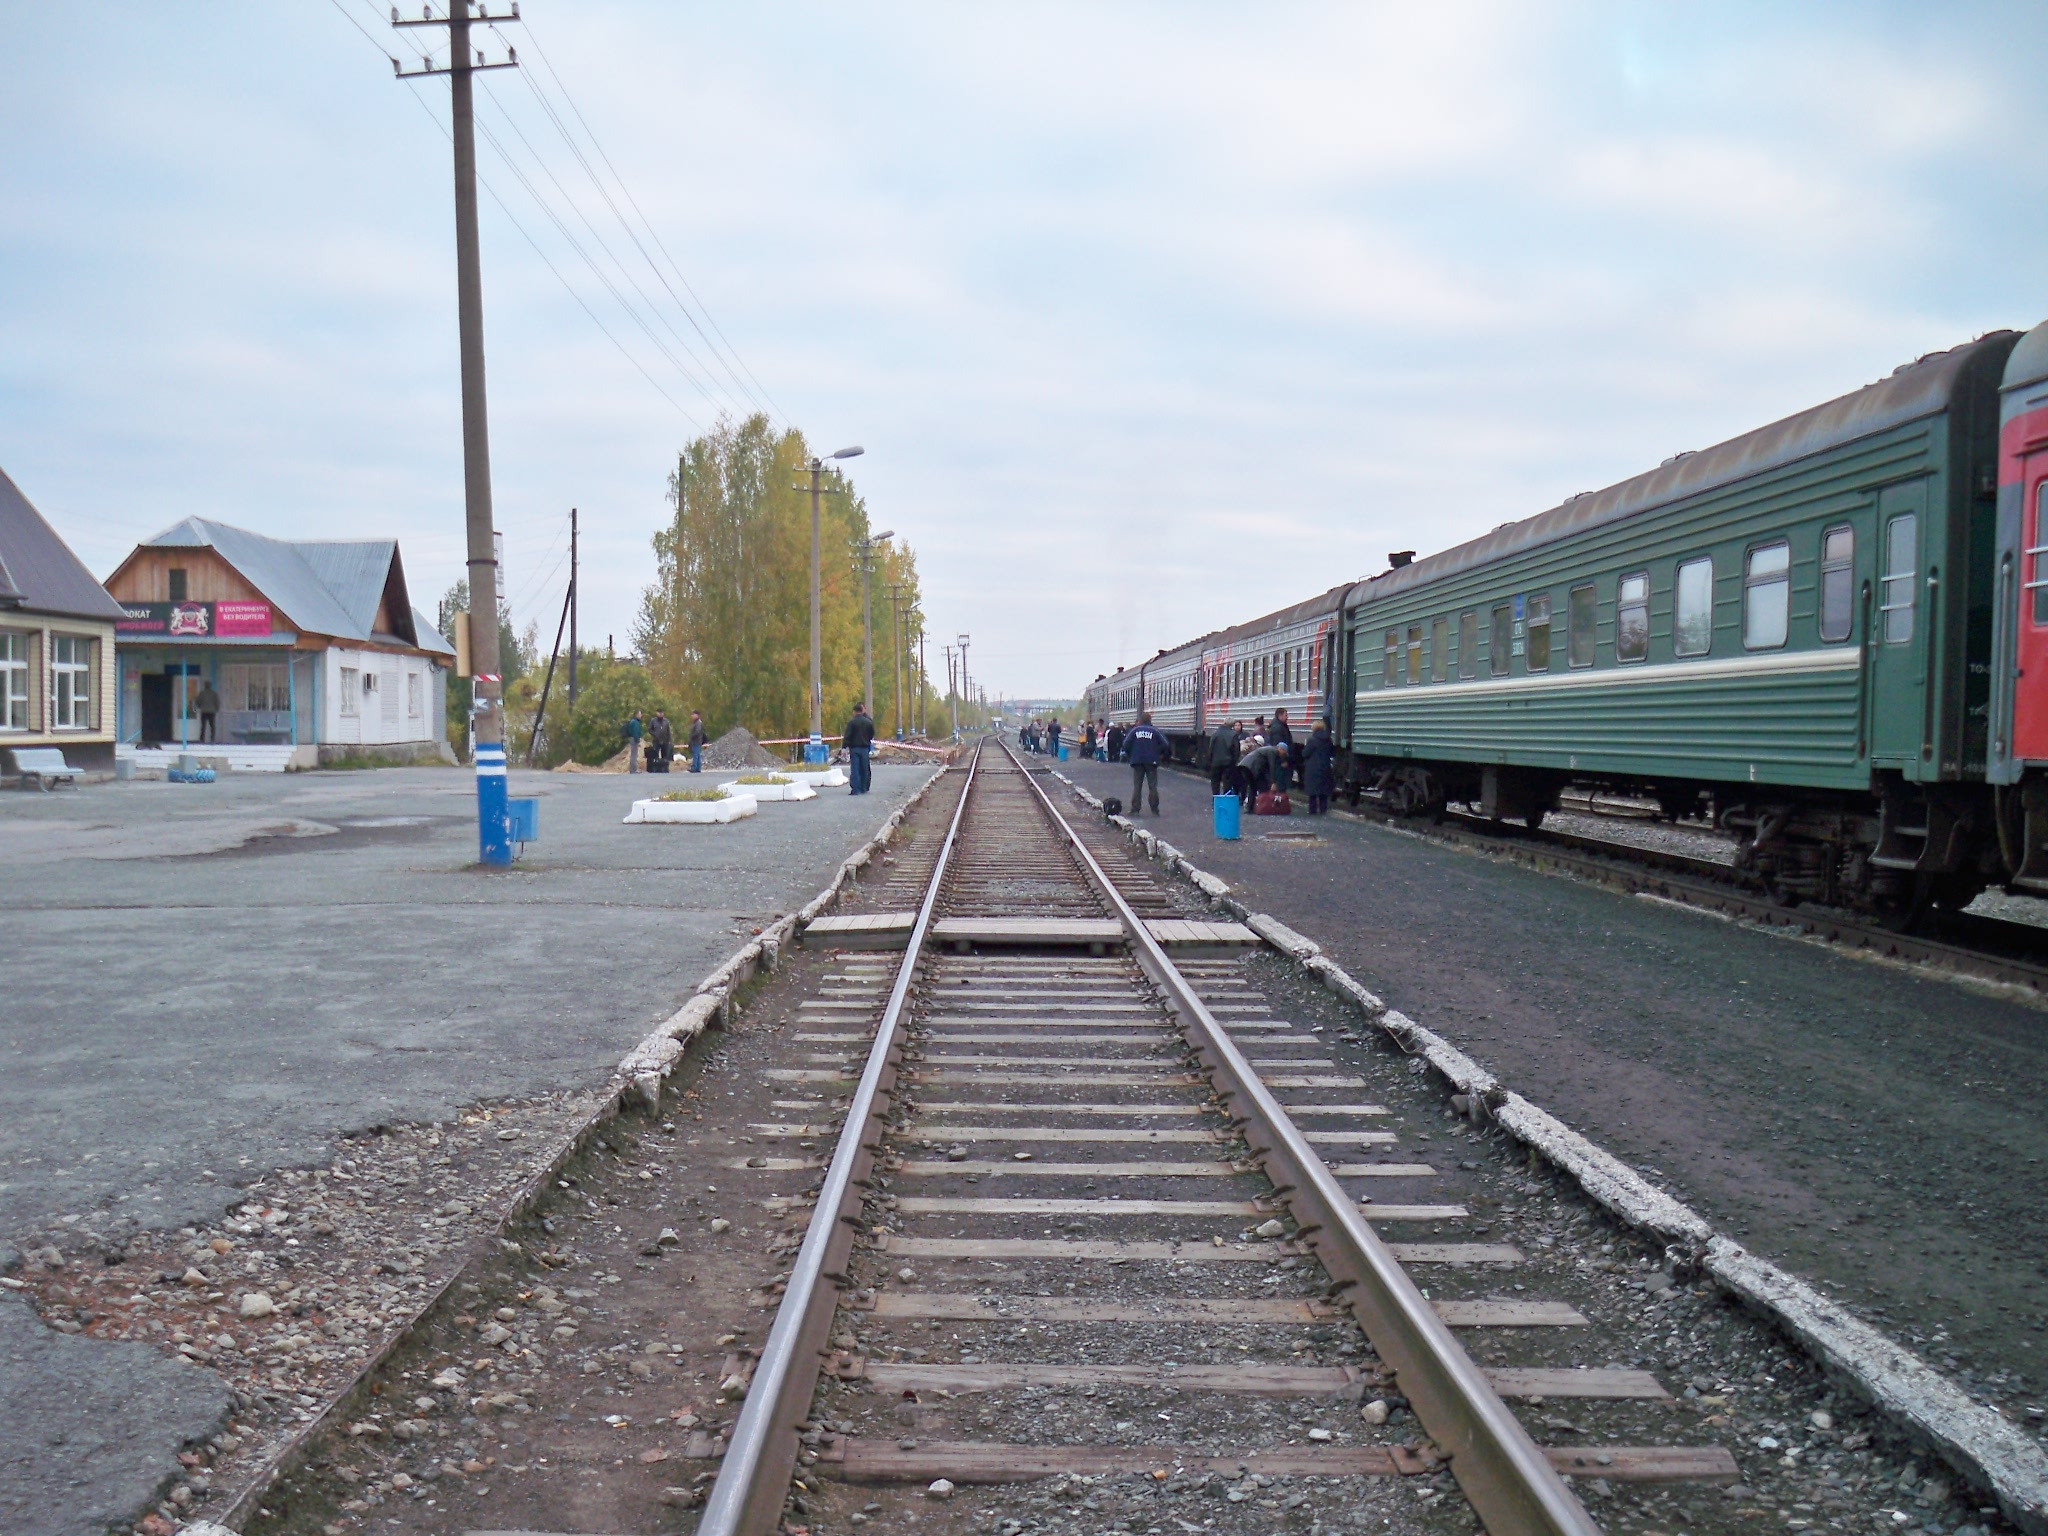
<box><xmin>1310</xmin><ymin>642</ymin><xmax>1321</xmax><ymax>692</ymax></box>
<box><xmin>1526</xmin><ymin>595</ymin><xmax>1552</xmax><ymax>671</ymax></box>
<box><xmin>1568</xmin><ymin>585</ymin><xmax>1596</xmax><ymax>667</ymax></box>
<box><xmin>1383</xmin><ymin>630</ymin><xmax>1399</xmax><ymax>687</ymax></box>
<box><xmin>1616</xmin><ymin>572</ymin><xmax>1649</xmax><ymax>662</ymax></box>
<box><xmin>1675</xmin><ymin>556</ymin><xmax>1714</xmax><ymax>656</ymax></box>
<box><xmin>1819</xmin><ymin>527</ymin><xmax>1854</xmax><ymax>642</ymax></box>
<box><xmin>1882</xmin><ymin>513</ymin><xmax>1916</xmax><ymax>644</ymax></box>
<box><xmin>1406</xmin><ymin>625</ymin><xmax>1423</xmax><ymax>684</ymax></box>
<box><xmin>1743</xmin><ymin>541</ymin><xmax>1790</xmax><ymax>650</ymax></box>
<box><xmin>2032</xmin><ymin>485</ymin><xmax>2048</xmax><ymax>625</ymax></box>
<box><xmin>1489</xmin><ymin>605</ymin><xmax>1511</xmax><ymax>676</ymax></box>
<box><xmin>1431</xmin><ymin>617</ymin><xmax>1449</xmax><ymax>682</ymax></box>
<box><xmin>1459</xmin><ymin>611</ymin><xmax>1478</xmax><ymax>678</ymax></box>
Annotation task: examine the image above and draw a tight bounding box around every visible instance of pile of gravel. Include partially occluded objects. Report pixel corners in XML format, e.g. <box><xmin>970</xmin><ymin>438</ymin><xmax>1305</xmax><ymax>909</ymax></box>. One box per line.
<box><xmin>700</xmin><ymin>726</ymin><xmax>781</xmax><ymax>770</ymax></box>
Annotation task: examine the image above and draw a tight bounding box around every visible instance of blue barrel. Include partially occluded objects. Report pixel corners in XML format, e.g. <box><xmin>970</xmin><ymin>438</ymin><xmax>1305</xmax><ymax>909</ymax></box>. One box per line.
<box><xmin>1058</xmin><ymin>743</ymin><xmax>1068</xmax><ymax>761</ymax></box>
<box><xmin>1213</xmin><ymin>794</ymin><xmax>1241</xmax><ymax>840</ymax></box>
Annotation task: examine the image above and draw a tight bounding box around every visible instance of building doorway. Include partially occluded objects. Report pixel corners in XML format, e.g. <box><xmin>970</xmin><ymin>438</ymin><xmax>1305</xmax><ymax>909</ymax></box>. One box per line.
<box><xmin>140</xmin><ymin>673</ymin><xmax>172</xmax><ymax>745</ymax></box>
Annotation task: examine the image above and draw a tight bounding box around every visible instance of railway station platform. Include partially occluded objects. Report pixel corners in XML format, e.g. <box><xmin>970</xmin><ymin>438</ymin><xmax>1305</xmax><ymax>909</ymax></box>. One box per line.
<box><xmin>0</xmin><ymin>760</ymin><xmax>937</xmax><ymax>1532</ymax></box>
<box><xmin>1049</xmin><ymin>751</ymin><xmax>2048</xmax><ymax>1426</ymax></box>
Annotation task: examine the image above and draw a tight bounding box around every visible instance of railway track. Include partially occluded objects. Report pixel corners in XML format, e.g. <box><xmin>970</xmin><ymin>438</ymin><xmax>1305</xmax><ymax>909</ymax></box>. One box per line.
<box><xmin>698</xmin><ymin>738</ymin><xmax>1738</xmax><ymax>1536</ymax></box>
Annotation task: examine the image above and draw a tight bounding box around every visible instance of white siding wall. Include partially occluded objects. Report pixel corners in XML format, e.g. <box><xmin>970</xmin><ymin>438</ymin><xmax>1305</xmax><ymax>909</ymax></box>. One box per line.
<box><xmin>323</xmin><ymin>647</ymin><xmax>437</xmax><ymax>746</ymax></box>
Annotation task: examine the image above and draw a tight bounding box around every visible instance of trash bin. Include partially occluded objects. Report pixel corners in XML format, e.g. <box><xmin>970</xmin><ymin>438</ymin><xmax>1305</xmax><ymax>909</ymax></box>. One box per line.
<box><xmin>1213</xmin><ymin>793</ymin><xmax>1241</xmax><ymax>840</ymax></box>
<box><xmin>1058</xmin><ymin>743</ymin><xmax>1068</xmax><ymax>761</ymax></box>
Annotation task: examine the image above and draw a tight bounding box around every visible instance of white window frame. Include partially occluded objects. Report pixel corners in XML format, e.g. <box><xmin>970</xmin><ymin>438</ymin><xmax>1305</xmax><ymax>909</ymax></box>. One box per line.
<box><xmin>1743</xmin><ymin>540</ymin><xmax>1791</xmax><ymax>651</ymax></box>
<box><xmin>407</xmin><ymin>671</ymin><xmax>423</xmax><ymax>718</ymax></box>
<box><xmin>339</xmin><ymin>666</ymin><xmax>360</xmax><ymax>718</ymax></box>
<box><xmin>0</xmin><ymin>630</ymin><xmax>28</xmax><ymax>730</ymax></box>
<box><xmin>49</xmin><ymin>633</ymin><xmax>93</xmax><ymax>730</ymax></box>
<box><xmin>1675</xmin><ymin>556</ymin><xmax>1714</xmax><ymax>657</ymax></box>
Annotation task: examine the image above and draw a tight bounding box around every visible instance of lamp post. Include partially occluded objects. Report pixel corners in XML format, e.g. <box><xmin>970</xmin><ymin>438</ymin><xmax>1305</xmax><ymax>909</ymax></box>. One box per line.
<box><xmin>956</xmin><ymin>633</ymin><xmax>971</xmax><ymax>732</ymax></box>
<box><xmin>852</xmin><ymin>527</ymin><xmax>893</xmax><ymax>733</ymax></box>
<box><xmin>800</xmin><ymin>445</ymin><xmax>863</xmax><ymax>762</ymax></box>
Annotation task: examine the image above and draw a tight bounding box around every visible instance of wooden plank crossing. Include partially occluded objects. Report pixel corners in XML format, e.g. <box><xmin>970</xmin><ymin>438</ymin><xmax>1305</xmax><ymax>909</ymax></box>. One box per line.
<box><xmin>804</xmin><ymin>912</ymin><xmax>1260</xmax><ymax>951</ymax></box>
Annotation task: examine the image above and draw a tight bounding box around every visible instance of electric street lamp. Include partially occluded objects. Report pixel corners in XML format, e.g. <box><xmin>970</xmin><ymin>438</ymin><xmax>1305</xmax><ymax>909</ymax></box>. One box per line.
<box><xmin>800</xmin><ymin>445</ymin><xmax>863</xmax><ymax>762</ymax></box>
<box><xmin>853</xmin><ymin>527</ymin><xmax>893</xmax><ymax>737</ymax></box>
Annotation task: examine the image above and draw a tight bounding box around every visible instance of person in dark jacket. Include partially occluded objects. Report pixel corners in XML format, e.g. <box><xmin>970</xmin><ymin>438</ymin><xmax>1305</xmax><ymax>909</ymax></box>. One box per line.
<box><xmin>623</xmin><ymin>709</ymin><xmax>644</xmax><ymax>773</ymax></box>
<box><xmin>647</xmin><ymin>709</ymin><xmax>674</xmax><ymax>772</ymax></box>
<box><xmin>1106</xmin><ymin>722</ymin><xmax>1125</xmax><ymax>762</ymax></box>
<box><xmin>1301</xmin><ymin>717</ymin><xmax>1336</xmax><ymax>815</ymax></box>
<box><xmin>1239</xmin><ymin>739</ymin><xmax>1283</xmax><ymax>808</ymax></box>
<box><xmin>1205</xmin><ymin>718</ymin><xmax>1241</xmax><ymax>795</ymax></box>
<box><xmin>1047</xmin><ymin>719</ymin><xmax>1062</xmax><ymax>756</ymax></box>
<box><xmin>687</xmin><ymin>710</ymin><xmax>708</xmax><ymax>773</ymax></box>
<box><xmin>844</xmin><ymin>702</ymin><xmax>876</xmax><ymax>794</ymax></box>
<box><xmin>1124</xmin><ymin>711</ymin><xmax>1166</xmax><ymax>815</ymax></box>
<box><xmin>1082</xmin><ymin>720</ymin><xmax>1096</xmax><ymax>759</ymax></box>
<box><xmin>1267</xmin><ymin>708</ymin><xmax>1296</xmax><ymax>792</ymax></box>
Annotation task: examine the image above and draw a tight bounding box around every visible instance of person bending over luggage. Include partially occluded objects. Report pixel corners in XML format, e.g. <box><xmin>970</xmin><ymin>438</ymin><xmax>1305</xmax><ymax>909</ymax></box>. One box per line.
<box><xmin>1124</xmin><ymin>712</ymin><xmax>1166</xmax><ymax>816</ymax></box>
<box><xmin>1238</xmin><ymin>739</ymin><xmax>1283</xmax><ymax>807</ymax></box>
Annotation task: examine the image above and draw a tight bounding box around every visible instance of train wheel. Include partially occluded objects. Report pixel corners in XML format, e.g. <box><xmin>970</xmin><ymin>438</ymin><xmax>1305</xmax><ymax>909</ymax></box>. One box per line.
<box><xmin>1871</xmin><ymin>876</ymin><xmax>1932</xmax><ymax>933</ymax></box>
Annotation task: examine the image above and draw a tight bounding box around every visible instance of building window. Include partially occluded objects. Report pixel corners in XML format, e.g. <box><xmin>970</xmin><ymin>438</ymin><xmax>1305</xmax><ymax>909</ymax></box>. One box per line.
<box><xmin>1568</xmin><ymin>584</ymin><xmax>1596</xmax><ymax>667</ymax></box>
<box><xmin>50</xmin><ymin>634</ymin><xmax>93</xmax><ymax>729</ymax></box>
<box><xmin>228</xmin><ymin>663</ymin><xmax>290</xmax><ymax>711</ymax></box>
<box><xmin>1406</xmin><ymin>625</ymin><xmax>1423</xmax><ymax>684</ymax></box>
<box><xmin>1489</xmin><ymin>605</ymin><xmax>1511</xmax><ymax>677</ymax></box>
<box><xmin>1744</xmin><ymin>541</ymin><xmax>1791</xmax><ymax>649</ymax></box>
<box><xmin>1616</xmin><ymin>572</ymin><xmax>1649</xmax><ymax>662</ymax></box>
<box><xmin>0</xmin><ymin>632</ymin><xmax>27</xmax><ymax>729</ymax></box>
<box><xmin>1431</xmin><ymin>617</ymin><xmax>1449</xmax><ymax>682</ymax></box>
<box><xmin>1383</xmin><ymin>630</ymin><xmax>1399</xmax><ymax>687</ymax></box>
<box><xmin>1675</xmin><ymin>556</ymin><xmax>1714</xmax><ymax>656</ymax></box>
<box><xmin>1881</xmin><ymin>513</ymin><xmax>1917</xmax><ymax>644</ymax></box>
<box><xmin>1459</xmin><ymin>611</ymin><xmax>1477</xmax><ymax>679</ymax></box>
<box><xmin>339</xmin><ymin>666</ymin><xmax>360</xmax><ymax>717</ymax></box>
<box><xmin>1819</xmin><ymin>527</ymin><xmax>1855</xmax><ymax>642</ymax></box>
<box><xmin>168</xmin><ymin>568</ymin><xmax>188</xmax><ymax>602</ymax></box>
<box><xmin>1525</xmin><ymin>594</ymin><xmax>1552</xmax><ymax>672</ymax></box>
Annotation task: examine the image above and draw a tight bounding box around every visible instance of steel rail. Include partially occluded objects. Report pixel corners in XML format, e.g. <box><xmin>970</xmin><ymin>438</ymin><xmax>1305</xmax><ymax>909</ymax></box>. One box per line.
<box><xmin>696</xmin><ymin>738</ymin><xmax>985</xmax><ymax>1536</ymax></box>
<box><xmin>1004</xmin><ymin>743</ymin><xmax>1600</xmax><ymax>1536</ymax></box>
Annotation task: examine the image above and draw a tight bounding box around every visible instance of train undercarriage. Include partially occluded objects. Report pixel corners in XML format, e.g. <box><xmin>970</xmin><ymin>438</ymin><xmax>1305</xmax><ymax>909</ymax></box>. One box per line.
<box><xmin>1343</xmin><ymin>755</ymin><xmax>2048</xmax><ymax>930</ymax></box>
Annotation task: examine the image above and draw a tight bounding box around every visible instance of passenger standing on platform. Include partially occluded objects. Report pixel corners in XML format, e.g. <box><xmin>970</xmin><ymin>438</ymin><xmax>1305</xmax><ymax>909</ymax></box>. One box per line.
<box><xmin>1302</xmin><ymin>717</ymin><xmax>1335</xmax><ymax>815</ymax></box>
<box><xmin>623</xmin><ymin>709</ymin><xmax>644</xmax><ymax>773</ymax></box>
<box><xmin>1205</xmin><ymin>717</ymin><xmax>1241</xmax><ymax>796</ymax></box>
<box><xmin>1268</xmin><ymin>708</ymin><xmax>1295</xmax><ymax>792</ymax></box>
<box><xmin>688</xmin><ymin>710</ymin><xmax>707</xmax><ymax>773</ymax></box>
<box><xmin>1083</xmin><ymin>720</ymin><xmax>1097</xmax><ymax>759</ymax></box>
<box><xmin>844</xmin><ymin>701</ymin><xmax>876</xmax><ymax>795</ymax></box>
<box><xmin>1047</xmin><ymin>719</ymin><xmax>1062</xmax><ymax>756</ymax></box>
<box><xmin>647</xmin><ymin>709</ymin><xmax>674</xmax><ymax>773</ymax></box>
<box><xmin>194</xmin><ymin>679</ymin><xmax>221</xmax><ymax>744</ymax></box>
<box><xmin>1106</xmin><ymin>721</ymin><xmax>1125</xmax><ymax>762</ymax></box>
<box><xmin>1125</xmin><ymin>711</ymin><xmax>1166</xmax><ymax>816</ymax></box>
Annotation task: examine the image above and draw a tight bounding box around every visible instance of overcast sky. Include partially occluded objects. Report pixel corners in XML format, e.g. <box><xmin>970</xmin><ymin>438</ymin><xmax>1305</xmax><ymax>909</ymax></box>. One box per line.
<box><xmin>4</xmin><ymin>3</ymin><xmax>2044</xmax><ymax>701</ymax></box>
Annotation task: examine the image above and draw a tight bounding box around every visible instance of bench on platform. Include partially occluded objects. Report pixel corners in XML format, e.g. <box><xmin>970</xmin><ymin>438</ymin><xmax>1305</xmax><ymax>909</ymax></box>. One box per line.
<box><xmin>7</xmin><ymin>747</ymin><xmax>81</xmax><ymax>790</ymax></box>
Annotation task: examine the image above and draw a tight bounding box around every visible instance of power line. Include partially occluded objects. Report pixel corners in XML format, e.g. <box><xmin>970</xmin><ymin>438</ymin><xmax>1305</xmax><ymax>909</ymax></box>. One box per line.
<box><xmin>507</xmin><ymin>13</ymin><xmax>788</xmax><ymax>424</ymax></box>
<box><xmin>327</xmin><ymin>0</ymin><xmax>704</xmax><ymax>429</ymax></box>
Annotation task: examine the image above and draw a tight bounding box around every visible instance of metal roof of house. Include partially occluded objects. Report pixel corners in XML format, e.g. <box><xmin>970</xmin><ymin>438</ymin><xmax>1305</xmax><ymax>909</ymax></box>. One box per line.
<box><xmin>0</xmin><ymin>466</ymin><xmax>129</xmax><ymax>622</ymax></box>
<box><xmin>138</xmin><ymin>518</ymin><xmax>433</xmax><ymax>649</ymax></box>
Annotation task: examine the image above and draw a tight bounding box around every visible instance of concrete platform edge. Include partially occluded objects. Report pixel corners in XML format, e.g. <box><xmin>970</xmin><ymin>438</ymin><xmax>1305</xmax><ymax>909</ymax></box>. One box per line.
<box><xmin>215</xmin><ymin>764</ymin><xmax>952</xmax><ymax>1531</ymax></box>
<box><xmin>1049</xmin><ymin>767</ymin><xmax>2048</xmax><ymax>1536</ymax></box>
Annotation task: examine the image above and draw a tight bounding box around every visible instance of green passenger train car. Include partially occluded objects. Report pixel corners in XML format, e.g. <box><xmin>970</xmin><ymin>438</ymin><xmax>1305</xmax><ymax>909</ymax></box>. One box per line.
<box><xmin>1339</xmin><ymin>331</ymin><xmax>2021</xmax><ymax>917</ymax></box>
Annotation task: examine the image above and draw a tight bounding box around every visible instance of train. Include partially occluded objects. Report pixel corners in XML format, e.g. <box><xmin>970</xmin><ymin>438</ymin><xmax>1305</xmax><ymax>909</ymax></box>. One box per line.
<box><xmin>1083</xmin><ymin>317</ymin><xmax>2048</xmax><ymax>924</ymax></box>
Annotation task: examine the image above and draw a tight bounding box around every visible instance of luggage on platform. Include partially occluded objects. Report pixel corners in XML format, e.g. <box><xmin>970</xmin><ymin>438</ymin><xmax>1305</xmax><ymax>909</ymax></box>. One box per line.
<box><xmin>1253</xmin><ymin>788</ymin><xmax>1291</xmax><ymax>817</ymax></box>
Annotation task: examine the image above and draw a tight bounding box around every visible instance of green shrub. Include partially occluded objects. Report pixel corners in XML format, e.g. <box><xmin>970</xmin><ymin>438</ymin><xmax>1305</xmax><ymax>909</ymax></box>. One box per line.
<box><xmin>655</xmin><ymin>788</ymin><xmax>726</xmax><ymax>802</ymax></box>
<box><xmin>732</xmin><ymin>773</ymin><xmax>792</xmax><ymax>785</ymax></box>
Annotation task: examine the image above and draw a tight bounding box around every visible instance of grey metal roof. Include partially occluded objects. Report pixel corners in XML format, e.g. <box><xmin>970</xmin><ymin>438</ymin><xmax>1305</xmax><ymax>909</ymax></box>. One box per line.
<box><xmin>140</xmin><ymin>518</ymin><xmax>431</xmax><ymax>648</ymax></box>
<box><xmin>0</xmin><ymin>466</ymin><xmax>129</xmax><ymax>622</ymax></box>
<box><xmin>1348</xmin><ymin>330</ymin><xmax>2021</xmax><ymax>608</ymax></box>
<box><xmin>2005</xmin><ymin>318</ymin><xmax>2048</xmax><ymax>395</ymax></box>
<box><xmin>412</xmin><ymin>607</ymin><xmax>455</xmax><ymax>657</ymax></box>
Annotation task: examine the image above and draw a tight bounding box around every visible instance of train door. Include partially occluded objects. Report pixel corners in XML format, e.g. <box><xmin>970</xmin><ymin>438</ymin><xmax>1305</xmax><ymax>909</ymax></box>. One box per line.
<box><xmin>2015</xmin><ymin>454</ymin><xmax>2048</xmax><ymax>760</ymax></box>
<box><xmin>1869</xmin><ymin>480</ymin><xmax>1931</xmax><ymax>769</ymax></box>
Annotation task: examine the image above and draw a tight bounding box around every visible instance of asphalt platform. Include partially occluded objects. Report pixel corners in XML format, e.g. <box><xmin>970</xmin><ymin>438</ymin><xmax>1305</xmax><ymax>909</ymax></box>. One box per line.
<box><xmin>0</xmin><ymin>759</ymin><xmax>933</xmax><ymax>1535</ymax></box>
<box><xmin>1055</xmin><ymin>752</ymin><xmax>2048</xmax><ymax>1428</ymax></box>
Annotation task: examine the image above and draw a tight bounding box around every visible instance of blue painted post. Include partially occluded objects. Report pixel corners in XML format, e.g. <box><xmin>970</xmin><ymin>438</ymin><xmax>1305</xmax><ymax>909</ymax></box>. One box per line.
<box><xmin>475</xmin><ymin>741</ymin><xmax>511</xmax><ymax>865</ymax></box>
<box><xmin>805</xmin><ymin>732</ymin><xmax>826</xmax><ymax>765</ymax></box>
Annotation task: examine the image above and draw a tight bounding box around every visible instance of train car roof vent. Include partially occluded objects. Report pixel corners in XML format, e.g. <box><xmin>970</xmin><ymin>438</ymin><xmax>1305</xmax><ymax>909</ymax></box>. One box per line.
<box><xmin>1659</xmin><ymin>449</ymin><xmax>1696</xmax><ymax>466</ymax></box>
<box><xmin>1387</xmin><ymin>550</ymin><xmax>1416</xmax><ymax>569</ymax></box>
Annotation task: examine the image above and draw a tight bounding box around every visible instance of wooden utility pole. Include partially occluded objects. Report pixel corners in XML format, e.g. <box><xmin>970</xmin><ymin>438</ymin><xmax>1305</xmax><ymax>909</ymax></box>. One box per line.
<box><xmin>795</xmin><ymin>447</ymin><xmax>863</xmax><ymax>761</ymax></box>
<box><xmin>884</xmin><ymin>583</ymin><xmax>905</xmax><ymax>739</ymax></box>
<box><xmin>393</xmin><ymin>2</ymin><xmax>519</xmax><ymax>863</ymax></box>
<box><xmin>567</xmin><ymin>507</ymin><xmax>579</xmax><ymax>715</ymax></box>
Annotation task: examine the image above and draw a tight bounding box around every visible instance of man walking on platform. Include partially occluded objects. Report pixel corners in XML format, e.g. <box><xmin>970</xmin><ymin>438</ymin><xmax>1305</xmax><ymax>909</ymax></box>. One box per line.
<box><xmin>1205</xmin><ymin>717</ymin><xmax>1241</xmax><ymax>795</ymax></box>
<box><xmin>1047</xmin><ymin>718</ymin><xmax>1062</xmax><ymax>757</ymax></box>
<box><xmin>1125</xmin><ymin>710</ymin><xmax>1165</xmax><ymax>816</ymax></box>
<box><xmin>623</xmin><ymin>709</ymin><xmax>644</xmax><ymax>773</ymax></box>
<box><xmin>194</xmin><ymin>679</ymin><xmax>221</xmax><ymax>744</ymax></box>
<box><xmin>844</xmin><ymin>701</ymin><xmax>876</xmax><ymax>795</ymax></box>
<box><xmin>688</xmin><ymin>710</ymin><xmax>707</xmax><ymax>773</ymax></box>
